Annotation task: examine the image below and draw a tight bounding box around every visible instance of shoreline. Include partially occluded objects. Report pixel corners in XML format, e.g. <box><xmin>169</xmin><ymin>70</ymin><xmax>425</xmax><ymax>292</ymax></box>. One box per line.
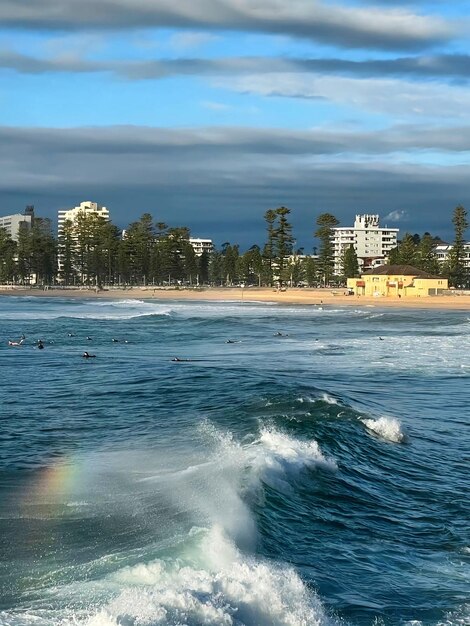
<box><xmin>1</xmin><ymin>287</ymin><xmax>469</xmax><ymax>310</ymax></box>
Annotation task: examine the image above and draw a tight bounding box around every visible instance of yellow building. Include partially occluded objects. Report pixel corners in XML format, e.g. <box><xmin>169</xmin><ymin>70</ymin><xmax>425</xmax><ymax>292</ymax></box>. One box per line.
<box><xmin>347</xmin><ymin>265</ymin><xmax>448</xmax><ymax>297</ymax></box>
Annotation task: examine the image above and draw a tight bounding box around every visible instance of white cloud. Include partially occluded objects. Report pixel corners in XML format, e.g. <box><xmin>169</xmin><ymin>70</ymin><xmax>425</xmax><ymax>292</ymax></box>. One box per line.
<box><xmin>216</xmin><ymin>73</ymin><xmax>470</xmax><ymax>120</ymax></box>
<box><xmin>384</xmin><ymin>210</ymin><xmax>408</xmax><ymax>222</ymax></box>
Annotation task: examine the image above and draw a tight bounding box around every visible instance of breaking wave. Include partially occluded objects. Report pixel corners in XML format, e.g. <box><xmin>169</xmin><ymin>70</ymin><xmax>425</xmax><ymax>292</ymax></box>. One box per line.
<box><xmin>361</xmin><ymin>416</ymin><xmax>406</xmax><ymax>443</ymax></box>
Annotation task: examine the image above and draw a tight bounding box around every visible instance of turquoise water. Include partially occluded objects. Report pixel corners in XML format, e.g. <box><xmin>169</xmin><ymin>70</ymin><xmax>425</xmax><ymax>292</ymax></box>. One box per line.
<box><xmin>0</xmin><ymin>296</ymin><xmax>468</xmax><ymax>626</ymax></box>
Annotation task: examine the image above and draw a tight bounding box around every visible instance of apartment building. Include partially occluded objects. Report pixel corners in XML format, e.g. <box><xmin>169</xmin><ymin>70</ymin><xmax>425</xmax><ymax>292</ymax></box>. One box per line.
<box><xmin>434</xmin><ymin>242</ymin><xmax>470</xmax><ymax>269</ymax></box>
<box><xmin>189</xmin><ymin>238</ymin><xmax>214</xmax><ymax>257</ymax></box>
<box><xmin>332</xmin><ymin>214</ymin><xmax>399</xmax><ymax>275</ymax></box>
<box><xmin>0</xmin><ymin>206</ymin><xmax>34</xmax><ymax>242</ymax></box>
<box><xmin>58</xmin><ymin>201</ymin><xmax>109</xmax><ymax>238</ymax></box>
<box><xmin>57</xmin><ymin>201</ymin><xmax>109</xmax><ymax>276</ymax></box>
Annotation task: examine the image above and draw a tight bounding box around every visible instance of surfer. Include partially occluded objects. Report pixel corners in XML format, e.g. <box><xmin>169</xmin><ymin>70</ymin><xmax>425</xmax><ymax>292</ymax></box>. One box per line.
<box><xmin>225</xmin><ymin>339</ymin><xmax>239</xmax><ymax>344</ymax></box>
<box><xmin>37</xmin><ymin>340</ymin><xmax>44</xmax><ymax>350</ymax></box>
<box><xmin>67</xmin><ymin>333</ymin><xmax>76</xmax><ymax>337</ymax></box>
<box><xmin>112</xmin><ymin>338</ymin><xmax>119</xmax><ymax>342</ymax></box>
<box><xmin>82</xmin><ymin>351</ymin><xmax>96</xmax><ymax>358</ymax></box>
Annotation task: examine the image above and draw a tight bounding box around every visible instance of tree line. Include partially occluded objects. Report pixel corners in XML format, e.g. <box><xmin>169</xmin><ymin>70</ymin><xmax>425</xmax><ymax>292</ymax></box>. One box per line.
<box><xmin>0</xmin><ymin>205</ymin><xmax>468</xmax><ymax>287</ymax></box>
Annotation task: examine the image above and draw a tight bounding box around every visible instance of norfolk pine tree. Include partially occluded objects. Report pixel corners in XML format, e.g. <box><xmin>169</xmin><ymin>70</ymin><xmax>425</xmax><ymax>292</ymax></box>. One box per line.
<box><xmin>315</xmin><ymin>213</ymin><xmax>339</xmax><ymax>286</ymax></box>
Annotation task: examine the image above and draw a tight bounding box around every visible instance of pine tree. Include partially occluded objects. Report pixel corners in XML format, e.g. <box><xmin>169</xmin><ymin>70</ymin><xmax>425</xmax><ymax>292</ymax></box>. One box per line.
<box><xmin>342</xmin><ymin>244</ymin><xmax>359</xmax><ymax>278</ymax></box>
<box><xmin>59</xmin><ymin>219</ymin><xmax>76</xmax><ymax>285</ymax></box>
<box><xmin>304</xmin><ymin>256</ymin><xmax>318</xmax><ymax>287</ymax></box>
<box><xmin>314</xmin><ymin>213</ymin><xmax>339</xmax><ymax>286</ymax></box>
<box><xmin>0</xmin><ymin>228</ymin><xmax>16</xmax><ymax>283</ymax></box>
<box><xmin>198</xmin><ymin>250</ymin><xmax>210</xmax><ymax>284</ymax></box>
<box><xmin>275</xmin><ymin>207</ymin><xmax>294</xmax><ymax>287</ymax></box>
<box><xmin>416</xmin><ymin>233</ymin><xmax>440</xmax><ymax>275</ymax></box>
<box><xmin>449</xmin><ymin>205</ymin><xmax>469</xmax><ymax>287</ymax></box>
<box><xmin>397</xmin><ymin>233</ymin><xmax>418</xmax><ymax>266</ymax></box>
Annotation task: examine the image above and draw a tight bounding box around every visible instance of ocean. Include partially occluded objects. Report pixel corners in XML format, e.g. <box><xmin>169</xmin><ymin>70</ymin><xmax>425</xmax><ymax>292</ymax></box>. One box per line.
<box><xmin>0</xmin><ymin>296</ymin><xmax>468</xmax><ymax>626</ymax></box>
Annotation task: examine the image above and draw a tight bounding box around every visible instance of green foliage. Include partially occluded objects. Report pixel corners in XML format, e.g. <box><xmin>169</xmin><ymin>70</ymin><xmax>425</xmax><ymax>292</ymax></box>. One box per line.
<box><xmin>342</xmin><ymin>244</ymin><xmax>359</xmax><ymax>278</ymax></box>
<box><xmin>448</xmin><ymin>205</ymin><xmax>469</xmax><ymax>287</ymax></box>
<box><xmin>314</xmin><ymin>212</ymin><xmax>339</xmax><ymax>286</ymax></box>
<box><xmin>304</xmin><ymin>256</ymin><xmax>318</xmax><ymax>287</ymax></box>
<box><xmin>264</xmin><ymin>206</ymin><xmax>294</xmax><ymax>286</ymax></box>
<box><xmin>396</xmin><ymin>232</ymin><xmax>418</xmax><ymax>266</ymax></box>
<box><xmin>415</xmin><ymin>233</ymin><xmax>440</xmax><ymax>275</ymax></box>
<box><xmin>0</xmin><ymin>228</ymin><xmax>16</xmax><ymax>283</ymax></box>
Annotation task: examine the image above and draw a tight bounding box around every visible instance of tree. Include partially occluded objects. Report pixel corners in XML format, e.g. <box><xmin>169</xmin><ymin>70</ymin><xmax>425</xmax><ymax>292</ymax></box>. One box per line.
<box><xmin>342</xmin><ymin>244</ymin><xmax>359</xmax><ymax>278</ymax></box>
<box><xmin>209</xmin><ymin>250</ymin><xmax>224</xmax><ymax>285</ymax></box>
<box><xmin>274</xmin><ymin>206</ymin><xmax>294</xmax><ymax>287</ymax></box>
<box><xmin>416</xmin><ymin>233</ymin><xmax>440</xmax><ymax>275</ymax></box>
<box><xmin>222</xmin><ymin>243</ymin><xmax>239</xmax><ymax>285</ymax></box>
<box><xmin>448</xmin><ymin>205</ymin><xmax>468</xmax><ymax>287</ymax></box>
<box><xmin>396</xmin><ymin>233</ymin><xmax>417</xmax><ymax>266</ymax></box>
<box><xmin>29</xmin><ymin>218</ymin><xmax>57</xmax><ymax>285</ymax></box>
<box><xmin>15</xmin><ymin>225</ymin><xmax>32</xmax><ymax>284</ymax></box>
<box><xmin>198</xmin><ymin>250</ymin><xmax>210</xmax><ymax>284</ymax></box>
<box><xmin>263</xmin><ymin>209</ymin><xmax>277</xmax><ymax>285</ymax></box>
<box><xmin>387</xmin><ymin>246</ymin><xmax>400</xmax><ymax>265</ymax></box>
<box><xmin>315</xmin><ymin>213</ymin><xmax>339</xmax><ymax>286</ymax></box>
<box><xmin>124</xmin><ymin>213</ymin><xmax>155</xmax><ymax>284</ymax></box>
<box><xmin>183</xmin><ymin>242</ymin><xmax>198</xmax><ymax>284</ymax></box>
<box><xmin>304</xmin><ymin>256</ymin><xmax>318</xmax><ymax>287</ymax></box>
<box><xmin>0</xmin><ymin>228</ymin><xmax>16</xmax><ymax>283</ymax></box>
<box><xmin>59</xmin><ymin>219</ymin><xmax>76</xmax><ymax>285</ymax></box>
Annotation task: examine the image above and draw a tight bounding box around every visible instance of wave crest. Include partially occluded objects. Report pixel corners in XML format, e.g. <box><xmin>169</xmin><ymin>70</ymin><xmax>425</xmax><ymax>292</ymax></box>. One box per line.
<box><xmin>87</xmin><ymin>526</ymin><xmax>328</xmax><ymax>626</ymax></box>
<box><xmin>361</xmin><ymin>416</ymin><xmax>406</xmax><ymax>443</ymax></box>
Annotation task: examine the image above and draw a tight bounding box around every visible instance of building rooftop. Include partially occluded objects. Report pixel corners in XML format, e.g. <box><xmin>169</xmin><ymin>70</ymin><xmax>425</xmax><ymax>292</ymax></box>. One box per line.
<box><xmin>362</xmin><ymin>264</ymin><xmax>440</xmax><ymax>279</ymax></box>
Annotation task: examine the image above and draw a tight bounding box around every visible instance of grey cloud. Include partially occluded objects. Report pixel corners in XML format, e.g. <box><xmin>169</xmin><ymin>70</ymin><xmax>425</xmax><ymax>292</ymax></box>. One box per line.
<box><xmin>2</xmin><ymin>50</ymin><xmax>469</xmax><ymax>82</ymax></box>
<box><xmin>0</xmin><ymin>0</ymin><xmax>452</xmax><ymax>50</ymax></box>
<box><xmin>3</xmin><ymin>124</ymin><xmax>470</xmax><ymax>156</ymax></box>
<box><xmin>0</xmin><ymin>125</ymin><xmax>467</xmax><ymax>245</ymax></box>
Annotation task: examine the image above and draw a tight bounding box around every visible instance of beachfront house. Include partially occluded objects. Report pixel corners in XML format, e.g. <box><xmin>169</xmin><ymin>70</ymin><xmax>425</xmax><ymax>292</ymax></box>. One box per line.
<box><xmin>347</xmin><ymin>265</ymin><xmax>448</xmax><ymax>297</ymax></box>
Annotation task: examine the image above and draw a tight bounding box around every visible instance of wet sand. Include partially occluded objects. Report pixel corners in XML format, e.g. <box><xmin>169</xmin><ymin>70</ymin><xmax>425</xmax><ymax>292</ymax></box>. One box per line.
<box><xmin>1</xmin><ymin>286</ymin><xmax>469</xmax><ymax>309</ymax></box>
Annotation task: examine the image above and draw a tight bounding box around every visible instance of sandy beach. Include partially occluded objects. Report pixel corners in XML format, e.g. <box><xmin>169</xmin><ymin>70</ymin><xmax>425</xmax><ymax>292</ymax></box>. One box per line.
<box><xmin>1</xmin><ymin>286</ymin><xmax>469</xmax><ymax>309</ymax></box>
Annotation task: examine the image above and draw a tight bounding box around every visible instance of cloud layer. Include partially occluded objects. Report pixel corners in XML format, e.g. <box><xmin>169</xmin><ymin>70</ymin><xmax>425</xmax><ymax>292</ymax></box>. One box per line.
<box><xmin>1</xmin><ymin>125</ymin><xmax>466</xmax><ymax>243</ymax></box>
<box><xmin>0</xmin><ymin>0</ymin><xmax>452</xmax><ymax>50</ymax></box>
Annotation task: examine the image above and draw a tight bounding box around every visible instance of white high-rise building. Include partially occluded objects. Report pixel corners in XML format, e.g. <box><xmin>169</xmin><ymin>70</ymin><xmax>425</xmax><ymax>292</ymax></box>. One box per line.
<box><xmin>58</xmin><ymin>201</ymin><xmax>109</xmax><ymax>238</ymax></box>
<box><xmin>57</xmin><ymin>201</ymin><xmax>109</xmax><ymax>276</ymax></box>
<box><xmin>0</xmin><ymin>206</ymin><xmax>34</xmax><ymax>242</ymax></box>
<box><xmin>332</xmin><ymin>214</ymin><xmax>399</xmax><ymax>275</ymax></box>
<box><xmin>189</xmin><ymin>238</ymin><xmax>214</xmax><ymax>257</ymax></box>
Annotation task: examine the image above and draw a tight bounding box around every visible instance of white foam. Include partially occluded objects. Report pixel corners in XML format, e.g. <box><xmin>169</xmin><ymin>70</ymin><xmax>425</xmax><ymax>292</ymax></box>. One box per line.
<box><xmin>361</xmin><ymin>416</ymin><xmax>406</xmax><ymax>443</ymax></box>
<box><xmin>85</xmin><ymin>526</ymin><xmax>328</xmax><ymax>626</ymax></box>
<box><xmin>246</xmin><ymin>428</ymin><xmax>337</xmax><ymax>492</ymax></box>
<box><xmin>320</xmin><ymin>393</ymin><xmax>339</xmax><ymax>405</ymax></box>
<box><xmin>297</xmin><ymin>394</ymin><xmax>339</xmax><ymax>406</ymax></box>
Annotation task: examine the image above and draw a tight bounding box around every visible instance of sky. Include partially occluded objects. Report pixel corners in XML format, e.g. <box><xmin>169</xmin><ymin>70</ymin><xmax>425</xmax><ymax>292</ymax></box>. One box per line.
<box><xmin>1</xmin><ymin>0</ymin><xmax>469</xmax><ymax>249</ymax></box>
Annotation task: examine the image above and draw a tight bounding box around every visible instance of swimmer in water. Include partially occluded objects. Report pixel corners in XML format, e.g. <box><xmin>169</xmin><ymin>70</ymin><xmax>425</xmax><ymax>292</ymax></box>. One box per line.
<box><xmin>37</xmin><ymin>340</ymin><xmax>44</xmax><ymax>350</ymax></box>
<box><xmin>67</xmin><ymin>333</ymin><xmax>76</xmax><ymax>337</ymax></box>
<box><xmin>112</xmin><ymin>338</ymin><xmax>119</xmax><ymax>343</ymax></box>
<box><xmin>86</xmin><ymin>336</ymin><xmax>92</xmax><ymax>341</ymax></box>
<box><xmin>82</xmin><ymin>351</ymin><xmax>96</xmax><ymax>358</ymax></box>
<box><xmin>8</xmin><ymin>339</ymin><xmax>24</xmax><ymax>347</ymax></box>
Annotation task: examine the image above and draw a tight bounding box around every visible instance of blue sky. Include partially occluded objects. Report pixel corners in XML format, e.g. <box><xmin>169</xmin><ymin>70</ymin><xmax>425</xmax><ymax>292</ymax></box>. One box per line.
<box><xmin>0</xmin><ymin>0</ymin><xmax>469</xmax><ymax>247</ymax></box>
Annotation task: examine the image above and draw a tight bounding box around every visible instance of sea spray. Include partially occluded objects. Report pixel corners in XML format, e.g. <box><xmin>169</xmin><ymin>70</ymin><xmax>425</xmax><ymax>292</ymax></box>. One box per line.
<box><xmin>361</xmin><ymin>416</ymin><xmax>406</xmax><ymax>443</ymax></box>
<box><xmin>85</xmin><ymin>525</ymin><xmax>329</xmax><ymax>626</ymax></box>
